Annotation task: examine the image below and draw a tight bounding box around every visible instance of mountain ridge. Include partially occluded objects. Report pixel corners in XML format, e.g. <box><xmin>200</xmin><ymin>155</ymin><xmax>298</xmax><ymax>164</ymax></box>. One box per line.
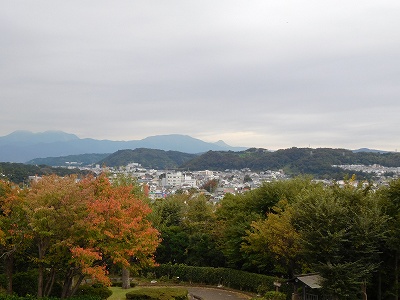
<box><xmin>19</xmin><ymin>146</ymin><xmax>400</xmax><ymax>183</ymax></box>
<box><xmin>0</xmin><ymin>130</ymin><xmax>247</xmax><ymax>163</ymax></box>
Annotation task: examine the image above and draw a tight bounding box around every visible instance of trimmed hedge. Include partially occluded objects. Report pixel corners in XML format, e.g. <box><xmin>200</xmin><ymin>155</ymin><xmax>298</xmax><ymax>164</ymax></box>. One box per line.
<box><xmin>126</xmin><ymin>287</ymin><xmax>188</xmax><ymax>300</ymax></box>
<box><xmin>75</xmin><ymin>284</ymin><xmax>112</xmax><ymax>300</ymax></box>
<box><xmin>144</xmin><ymin>264</ymin><xmax>288</xmax><ymax>294</ymax></box>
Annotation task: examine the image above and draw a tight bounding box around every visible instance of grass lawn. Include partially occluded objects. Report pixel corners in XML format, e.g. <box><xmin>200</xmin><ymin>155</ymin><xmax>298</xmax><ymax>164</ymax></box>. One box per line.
<box><xmin>108</xmin><ymin>286</ymin><xmax>137</xmax><ymax>300</ymax></box>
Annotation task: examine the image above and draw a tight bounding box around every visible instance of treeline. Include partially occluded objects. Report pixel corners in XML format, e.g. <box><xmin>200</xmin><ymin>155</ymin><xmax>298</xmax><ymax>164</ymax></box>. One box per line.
<box><xmin>98</xmin><ymin>148</ymin><xmax>197</xmax><ymax>169</ymax></box>
<box><xmin>181</xmin><ymin>147</ymin><xmax>400</xmax><ymax>178</ymax></box>
<box><xmin>151</xmin><ymin>177</ymin><xmax>400</xmax><ymax>300</ymax></box>
<box><xmin>27</xmin><ymin>153</ymin><xmax>110</xmax><ymax>167</ymax></box>
<box><xmin>2</xmin><ymin>174</ymin><xmax>400</xmax><ymax>299</ymax></box>
<box><xmin>0</xmin><ymin>162</ymin><xmax>92</xmax><ymax>184</ymax></box>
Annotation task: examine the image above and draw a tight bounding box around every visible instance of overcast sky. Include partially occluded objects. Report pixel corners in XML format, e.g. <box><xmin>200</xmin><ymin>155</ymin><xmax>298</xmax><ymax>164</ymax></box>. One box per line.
<box><xmin>1</xmin><ymin>1</ymin><xmax>400</xmax><ymax>151</ymax></box>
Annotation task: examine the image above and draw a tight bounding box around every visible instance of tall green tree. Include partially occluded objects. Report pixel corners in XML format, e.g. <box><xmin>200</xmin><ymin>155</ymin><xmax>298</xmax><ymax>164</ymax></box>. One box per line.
<box><xmin>23</xmin><ymin>175</ymin><xmax>85</xmax><ymax>298</ymax></box>
<box><xmin>151</xmin><ymin>193</ymin><xmax>225</xmax><ymax>267</ymax></box>
<box><xmin>292</xmin><ymin>182</ymin><xmax>387</xmax><ymax>299</ymax></box>
<box><xmin>184</xmin><ymin>195</ymin><xmax>225</xmax><ymax>267</ymax></box>
<box><xmin>150</xmin><ymin>195</ymin><xmax>189</xmax><ymax>264</ymax></box>
<box><xmin>377</xmin><ymin>178</ymin><xmax>400</xmax><ymax>300</ymax></box>
<box><xmin>216</xmin><ymin>177</ymin><xmax>315</xmax><ymax>271</ymax></box>
<box><xmin>243</xmin><ymin>199</ymin><xmax>303</xmax><ymax>278</ymax></box>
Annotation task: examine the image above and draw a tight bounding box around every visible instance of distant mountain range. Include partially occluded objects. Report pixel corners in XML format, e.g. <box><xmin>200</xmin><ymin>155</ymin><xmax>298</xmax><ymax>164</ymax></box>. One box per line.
<box><xmin>0</xmin><ymin>130</ymin><xmax>247</xmax><ymax>163</ymax></box>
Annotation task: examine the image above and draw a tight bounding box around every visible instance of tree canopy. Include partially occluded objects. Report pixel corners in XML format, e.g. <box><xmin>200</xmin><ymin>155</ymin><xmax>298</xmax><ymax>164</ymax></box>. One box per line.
<box><xmin>2</xmin><ymin>175</ymin><xmax>400</xmax><ymax>299</ymax></box>
<box><xmin>0</xmin><ymin>174</ymin><xmax>160</xmax><ymax>298</ymax></box>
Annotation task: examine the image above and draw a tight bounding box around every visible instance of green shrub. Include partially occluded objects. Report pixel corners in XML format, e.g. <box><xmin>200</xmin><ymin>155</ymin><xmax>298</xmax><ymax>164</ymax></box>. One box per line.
<box><xmin>0</xmin><ymin>295</ymin><xmax>36</xmax><ymax>300</ymax></box>
<box><xmin>0</xmin><ymin>274</ymin><xmax>7</xmax><ymax>290</ymax></box>
<box><xmin>126</xmin><ymin>287</ymin><xmax>188</xmax><ymax>300</ymax></box>
<box><xmin>110</xmin><ymin>279</ymin><xmax>136</xmax><ymax>288</ymax></box>
<box><xmin>144</xmin><ymin>264</ymin><xmax>288</xmax><ymax>294</ymax></box>
<box><xmin>12</xmin><ymin>270</ymin><xmax>38</xmax><ymax>297</ymax></box>
<box><xmin>264</xmin><ymin>291</ymin><xmax>286</xmax><ymax>300</ymax></box>
<box><xmin>111</xmin><ymin>282</ymin><xmax>122</xmax><ymax>287</ymax></box>
<box><xmin>75</xmin><ymin>284</ymin><xmax>112</xmax><ymax>300</ymax></box>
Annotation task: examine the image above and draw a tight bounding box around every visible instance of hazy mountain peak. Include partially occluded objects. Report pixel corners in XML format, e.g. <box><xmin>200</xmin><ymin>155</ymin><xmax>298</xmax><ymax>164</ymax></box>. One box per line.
<box><xmin>214</xmin><ymin>140</ymin><xmax>230</xmax><ymax>147</ymax></box>
<box><xmin>0</xmin><ymin>130</ymin><xmax>246</xmax><ymax>163</ymax></box>
<box><xmin>4</xmin><ymin>130</ymin><xmax>79</xmax><ymax>143</ymax></box>
<box><xmin>141</xmin><ymin>134</ymin><xmax>201</xmax><ymax>141</ymax></box>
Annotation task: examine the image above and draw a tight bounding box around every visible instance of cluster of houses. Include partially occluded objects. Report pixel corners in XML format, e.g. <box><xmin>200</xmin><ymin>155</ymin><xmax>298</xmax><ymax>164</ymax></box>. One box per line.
<box><xmin>333</xmin><ymin>163</ymin><xmax>400</xmax><ymax>176</ymax></box>
<box><xmin>26</xmin><ymin>161</ymin><xmax>400</xmax><ymax>202</ymax></box>
<box><xmin>85</xmin><ymin>163</ymin><xmax>288</xmax><ymax>201</ymax></box>
<box><xmin>87</xmin><ymin>162</ymin><xmax>400</xmax><ymax>200</ymax></box>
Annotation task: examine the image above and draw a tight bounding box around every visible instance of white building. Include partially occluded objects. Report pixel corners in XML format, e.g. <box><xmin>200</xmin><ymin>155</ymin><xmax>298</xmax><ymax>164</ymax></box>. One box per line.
<box><xmin>161</xmin><ymin>171</ymin><xmax>197</xmax><ymax>188</ymax></box>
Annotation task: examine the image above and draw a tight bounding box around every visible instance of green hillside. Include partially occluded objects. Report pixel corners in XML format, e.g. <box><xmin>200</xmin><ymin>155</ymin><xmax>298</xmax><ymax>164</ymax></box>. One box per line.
<box><xmin>5</xmin><ymin>147</ymin><xmax>400</xmax><ymax>183</ymax></box>
<box><xmin>0</xmin><ymin>162</ymin><xmax>93</xmax><ymax>184</ymax></box>
<box><xmin>98</xmin><ymin>148</ymin><xmax>198</xmax><ymax>169</ymax></box>
<box><xmin>27</xmin><ymin>153</ymin><xmax>110</xmax><ymax>166</ymax></box>
<box><xmin>180</xmin><ymin>147</ymin><xmax>400</xmax><ymax>179</ymax></box>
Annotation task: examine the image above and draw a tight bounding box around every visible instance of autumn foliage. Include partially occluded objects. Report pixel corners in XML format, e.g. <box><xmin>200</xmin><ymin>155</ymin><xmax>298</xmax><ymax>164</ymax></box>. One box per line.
<box><xmin>0</xmin><ymin>174</ymin><xmax>160</xmax><ymax>298</ymax></box>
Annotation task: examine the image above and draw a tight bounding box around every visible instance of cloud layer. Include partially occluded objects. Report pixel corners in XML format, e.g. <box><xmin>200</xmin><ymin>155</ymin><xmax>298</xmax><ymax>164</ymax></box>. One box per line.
<box><xmin>1</xmin><ymin>1</ymin><xmax>400</xmax><ymax>150</ymax></box>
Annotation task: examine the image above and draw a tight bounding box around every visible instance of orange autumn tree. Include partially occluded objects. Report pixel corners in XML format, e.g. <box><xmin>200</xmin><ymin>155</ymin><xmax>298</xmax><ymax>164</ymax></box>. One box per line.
<box><xmin>111</xmin><ymin>174</ymin><xmax>153</xmax><ymax>289</ymax></box>
<box><xmin>70</xmin><ymin>174</ymin><xmax>160</xmax><ymax>293</ymax></box>
<box><xmin>23</xmin><ymin>174</ymin><xmax>160</xmax><ymax>298</ymax></box>
<box><xmin>0</xmin><ymin>180</ymin><xmax>29</xmax><ymax>295</ymax></box>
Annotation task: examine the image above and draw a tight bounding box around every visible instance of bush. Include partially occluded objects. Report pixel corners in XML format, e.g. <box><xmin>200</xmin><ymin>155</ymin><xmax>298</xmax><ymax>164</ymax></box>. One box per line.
<box><xmin>0</xmin><ymin>296</ymin><xmax>37</xmax><ymax>300</ymax></box>
<box><xmin>126</xmin><ymin>287</ymin><xmax>188</xmax><ymax>300</ymax></box>
<box><xmin>264</xmin><ymin>291</ymin><xmax>286</xmax><ymax>300</ymax></box>
<box><xmin>12</xmin><ymin>270</ymin><xmax>38</xmax><ymax>297</ymax></box>
<box><xmin>144</xmin><ymin>264</ymin><xmax>288</xmax><ymax>294</ymax></box>
<box><xmin>75</xmin><ymin>284</ymin><xmax>112</xmax><ymax>300</ymax></box>
<box><xmin>0</xmin><ymin>274</ymin><xmax>6</xmax><ymax>290</ymax></box>
<box><xmin>110</xmin><ymin>278</ymin><xmax>136</xmax><ymax>288</ymax></box>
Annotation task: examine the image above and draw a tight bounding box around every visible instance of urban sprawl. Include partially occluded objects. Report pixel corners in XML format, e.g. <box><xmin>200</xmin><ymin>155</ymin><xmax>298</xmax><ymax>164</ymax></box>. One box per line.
<box><xmin>29</xmin><ymin>162</ymin><xmax>400</xmax><ymax>202</ymax></box>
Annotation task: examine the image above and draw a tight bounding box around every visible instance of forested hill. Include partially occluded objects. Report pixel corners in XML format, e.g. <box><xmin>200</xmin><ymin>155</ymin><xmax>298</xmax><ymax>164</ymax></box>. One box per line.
<box><xmin>27</xmin><ymin>153</ymin><xmax>110</xmax><ymax>166</ymax></box>
<box><xmin>7</xmin><ymin>147</ymin><xmax>400</xmax><ymax>183</ymax></box>
<box><xmin>98</xmin><ymin>148</ymin><xmax>197</xmax><ymax>169</ymax></box>
<box><xmin>0</xmin><ymin>162</ymin><xmax>93</xmax><ymax>184</ymax></box>
<box><xmin>180</xmin><ymin>147</ymin><xmax>400</xmax><ymax>178</ymax></box>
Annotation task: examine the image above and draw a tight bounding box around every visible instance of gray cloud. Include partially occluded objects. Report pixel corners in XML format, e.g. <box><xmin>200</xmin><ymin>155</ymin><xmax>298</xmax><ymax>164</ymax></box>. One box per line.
<box><xmin>1</xmin><ymin>0</ymin><xmax>400</xmax><ymax>151</ymax></box>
